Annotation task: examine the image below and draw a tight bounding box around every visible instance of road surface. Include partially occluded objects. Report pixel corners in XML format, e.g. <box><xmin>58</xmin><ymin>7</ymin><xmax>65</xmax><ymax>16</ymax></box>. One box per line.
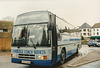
<box><xmin>0</xmin><ymin>45</ymin><xmax>100</xmax><ymax>68</ymax></box>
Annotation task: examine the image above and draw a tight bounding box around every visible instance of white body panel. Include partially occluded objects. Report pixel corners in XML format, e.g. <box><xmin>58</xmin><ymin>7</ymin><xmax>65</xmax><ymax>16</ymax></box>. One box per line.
<box><xmin>11</xmin><ymin>47</ymin><xmax>51</xmax><ymax>60</ymax></box>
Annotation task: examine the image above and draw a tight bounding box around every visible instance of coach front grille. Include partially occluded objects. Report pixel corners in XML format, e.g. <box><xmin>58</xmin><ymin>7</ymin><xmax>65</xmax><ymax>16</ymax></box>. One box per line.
<box><xmin>18</xmin><ymin>54</ymin><xmax>35</xmax><ymax>59</ymax></box>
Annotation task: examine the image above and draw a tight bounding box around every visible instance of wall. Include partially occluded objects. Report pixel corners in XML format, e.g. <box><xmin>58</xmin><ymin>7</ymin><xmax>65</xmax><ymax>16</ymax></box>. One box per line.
<box><xmin>0</xmin><ymin>38</ymin><xmax>12</xmax><ymax>50</ymax></box>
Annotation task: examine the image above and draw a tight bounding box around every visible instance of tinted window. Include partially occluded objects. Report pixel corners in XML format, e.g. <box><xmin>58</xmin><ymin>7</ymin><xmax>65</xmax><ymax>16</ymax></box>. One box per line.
<box><xmin>15</xmin><ymin>11</ymin><xmax>49</xmax><ymax>25</ymax></box>
<box><xmin>12</xmin><ymin>24</ymin><xmax>49</xmax><ymax>47</ymax></box>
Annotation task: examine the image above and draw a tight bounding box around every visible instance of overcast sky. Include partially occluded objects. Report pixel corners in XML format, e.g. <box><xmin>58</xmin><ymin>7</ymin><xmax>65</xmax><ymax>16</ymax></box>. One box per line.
<box><xmin>0</xmin><ymin>0</ymin><xmax>100</xmax><ymax>27</ymax></box>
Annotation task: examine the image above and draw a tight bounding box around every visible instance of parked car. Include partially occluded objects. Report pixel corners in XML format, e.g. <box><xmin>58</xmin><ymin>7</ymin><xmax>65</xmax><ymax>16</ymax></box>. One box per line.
<box><xmin>87</xmin><ymin>41</ymin><xmax>100</xmax><ymax>47</ymax></box>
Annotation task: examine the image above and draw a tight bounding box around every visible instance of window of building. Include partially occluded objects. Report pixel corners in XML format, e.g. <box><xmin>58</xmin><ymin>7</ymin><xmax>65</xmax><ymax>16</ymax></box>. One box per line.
<box><xmin>0</xmin><ymin>29</ymin><xmax>3</xmax><ymax>32</ymax></box>
<box><xmin>93</xmin><ymin>33</ymin><xmax>95</xmax><ymax>35</ymax></box>
<box><xmin>94</xmin><ymin>29</ymin><xmax>95</xmax><ymax>31</ymax></box>
<box><xmin>83</xmin><ymin>29</ymin><xmax>86</xmax><ymax>31</ymax></box>
<box><xmin>3</xmin><ymin>29</ymin><xmax>8</xmax><ymax>32</ymax></box>
<box><xmin>88</xmin><ymin>33</ymin><xmax>89</xmax><ymax>36</ymax></box>
<box><xmin>97</xmin><ymin>32</ymin><xmax>99</xmax><ymax>35</ymax></box>
<box><xmin>83</xmin><ymin>33</ymin><xmax>86</xmax><ymax>35</ymax></box>
<box><xmin>81</xmin><ymin>33</ymin><xmax>82</xmax><ymax>36</ymax></box>
<box><xmin>87</xmin><ymin>29</ymin><xmax>91</xmax><ymax>32</ymax></box>
<box><xmin>97</xmin><ymin>29</ymin><xmax>99</xmax><ymax>31</ymax></box>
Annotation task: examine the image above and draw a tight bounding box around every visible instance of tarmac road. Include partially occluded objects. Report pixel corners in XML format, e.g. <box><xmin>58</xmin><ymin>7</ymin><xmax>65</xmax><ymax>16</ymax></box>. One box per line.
<box><xmin>0</xmin><ymin>55</ymin><xmax>75</xmax><ymax>68</ymax></box>
<box><xmin>0</xmin><ymin>45</ymin><xmax>100</xmax><ymax>68</ymax></box>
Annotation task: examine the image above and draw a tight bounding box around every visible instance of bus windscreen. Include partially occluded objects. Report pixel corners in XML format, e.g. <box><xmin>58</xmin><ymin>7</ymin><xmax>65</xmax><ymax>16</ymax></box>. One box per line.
<box><xmin>15</xmin><ymin>11</ymin><xmax>49</xmax><ymax>25</ymax></box>
<box><xmin>12</xmin><ymin>24</ymin><xmax>48</xmax><ymax>47</ymax></box>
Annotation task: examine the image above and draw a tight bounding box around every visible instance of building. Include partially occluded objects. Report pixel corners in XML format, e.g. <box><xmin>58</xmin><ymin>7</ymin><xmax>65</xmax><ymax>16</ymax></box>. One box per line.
<box><xmin>79</xmin><ymin>22</ymin><xmax>91</xmax><ymax>41</ymax></box>
<box><xmin>0</xmin><ymin>21</ymin><xmax>13</xmax><ymax>38</ymax></box>
<box><xmin>0</xmin><ymin>21</ymin><xmax>13</xmax><ymax>50</ymax></box>
<box><xmin>91</xmin><ymin>23</ymin><xmax>100</xmax><ymax>39</ymax></box>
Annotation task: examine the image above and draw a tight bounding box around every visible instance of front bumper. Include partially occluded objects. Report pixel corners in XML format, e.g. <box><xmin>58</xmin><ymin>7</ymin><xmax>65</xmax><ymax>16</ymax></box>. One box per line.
<box><xmin>11</xmin><ymin>58</ymin><xmax>52</xmax><ymax>66</ymax></box>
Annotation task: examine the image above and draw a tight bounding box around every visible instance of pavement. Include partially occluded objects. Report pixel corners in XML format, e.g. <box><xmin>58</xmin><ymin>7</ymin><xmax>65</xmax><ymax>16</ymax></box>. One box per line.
<box><xmin>77</xmin><ymin>60</ymin><xmax>100</xmax><ymax>68</ymax></box>
<box><xmin>67</xmin><ymin>45</ymin><xmax>100</xmax><ymax>67</ymax></box>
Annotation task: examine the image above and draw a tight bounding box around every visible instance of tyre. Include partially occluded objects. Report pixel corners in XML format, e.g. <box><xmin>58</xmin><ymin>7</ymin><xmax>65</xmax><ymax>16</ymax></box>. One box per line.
<box><xmin>93</xmin><ymin>45</ymin><xmax>96</xmax><ymax>47</ymax></box>
<box><xmin>60</xmin><ymin>49</ymin><xmax>66</xmax><ymax>64</ymax></box>
<box><xmin>76</xmin><ymin>48</ymin><xmax>79</xmax><ymax>55</ymax></box>
<box><xmin>96</xmin><ymin>45</ymin><xmax>99</xmax><ymax>47</ymax></box>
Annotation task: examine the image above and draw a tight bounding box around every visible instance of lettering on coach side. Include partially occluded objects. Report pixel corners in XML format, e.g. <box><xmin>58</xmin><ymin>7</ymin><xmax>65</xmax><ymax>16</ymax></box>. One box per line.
<box><xmin>12</xmin><ymin>49</ymin><xmax>23</xmax><ymax>54</ymax></box>
<box><xmin>12</xmin><ymin>49</ymin><xmax>33</xmax><ymax>54</ymax></box>
<box><xmin>24</xmin><ymin>50</ymin><xmax>33</xmax><ymax>54</ymax></box>
<box><xmin>12</xmin><ymin>49</ymin><xmax>46</xmax><ymax>54</ymax></box>
<box><xmin>34</xmin><ymin>50</ymin><xmax>46</xmax><ymax>54</ymax></box>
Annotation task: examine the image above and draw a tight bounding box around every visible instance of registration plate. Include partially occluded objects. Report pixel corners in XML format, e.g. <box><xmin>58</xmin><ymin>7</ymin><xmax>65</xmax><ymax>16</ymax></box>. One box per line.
<box><xmin>22</xmin><ymin>61</ymin><xmax>31</xmax><ymax>64</ymax></box>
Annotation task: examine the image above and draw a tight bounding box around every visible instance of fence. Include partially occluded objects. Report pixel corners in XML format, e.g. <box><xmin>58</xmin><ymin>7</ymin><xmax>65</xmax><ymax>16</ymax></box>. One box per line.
<box><xmin>0</xmin><ymin>38</ymin><xmax>12</xmax><ymax>50</ymax></box>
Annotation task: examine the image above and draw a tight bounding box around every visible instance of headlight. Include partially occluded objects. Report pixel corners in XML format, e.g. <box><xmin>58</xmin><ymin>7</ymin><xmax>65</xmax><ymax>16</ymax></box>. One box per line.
<box><xmin>38</xmin><ymin>55</ymin><xmax>44</xmax><ymax>60</ymax></box>
<box><xmin>11</xmin><ymin>54</ymin><xmax>14</xmax><ymax>57</ymax></box>
<box><xmin>37</xmin><ymin>55</ymin><xmax>47</xmax><ymax>60</ymax></box>
<box><xmin>11</xmin><ymin>54</ymin><xmax>16</xmax><ymax>58</ymax></box>
<box><xmin>11</xmin><ymin>54</ymin><xmax>18</xmax><ymax>58</ymax></box>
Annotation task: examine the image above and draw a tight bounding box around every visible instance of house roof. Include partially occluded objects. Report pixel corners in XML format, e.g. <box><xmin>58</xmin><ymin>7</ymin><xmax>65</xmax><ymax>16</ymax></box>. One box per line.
<box><xmin>79</xmin><ymin>23</ymin><xmax>91</xmax><ymax>29</ymax></box>
<box><xmin>92</xmin><ymin>23</ymin><xmax>100</xmax><ymax>28</ymax></box>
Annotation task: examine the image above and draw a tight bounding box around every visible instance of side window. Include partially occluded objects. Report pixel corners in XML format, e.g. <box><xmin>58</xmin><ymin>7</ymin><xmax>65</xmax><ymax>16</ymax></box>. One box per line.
<box><xmin>56</xmin><ymin>25</ymin><xmax>61</xmax><ymax>41</ymax></box>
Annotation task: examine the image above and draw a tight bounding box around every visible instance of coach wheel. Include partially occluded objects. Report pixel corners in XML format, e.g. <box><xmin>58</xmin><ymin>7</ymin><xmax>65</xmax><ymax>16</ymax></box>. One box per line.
<box><xmin>60</xmin><ymin>49</ymin><xmax>66</xmax><ymax>64</ymax></box>
<box><xmin>76</xmin><ymin>45</ymin><xmax>79</xmax><ymax>55</ymax></box>
<box><xmin>76</xmin><ymin>48</ymin><xmax>79</xmax><ymax>55</ymax></box>
<box><xmin>75</xmin><ymin>46</ymin><xmax>79</xmax><ymax>57</ymax></box>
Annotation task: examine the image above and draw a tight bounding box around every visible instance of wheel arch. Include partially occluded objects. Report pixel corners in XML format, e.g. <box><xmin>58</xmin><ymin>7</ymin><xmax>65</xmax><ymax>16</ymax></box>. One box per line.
<box><xmin>61</xmin><ymin>47</ymin><xmax>66</xmax><ymax>55</ymax></box>
<box><xmin>60</xmin><ymin>47</ymin><xmax>66</xmax><ymax>64</ymax></box>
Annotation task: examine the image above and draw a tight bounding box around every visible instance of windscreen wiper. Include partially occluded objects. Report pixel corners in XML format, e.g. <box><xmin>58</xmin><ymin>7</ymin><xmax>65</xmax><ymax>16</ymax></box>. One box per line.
<box><xmin>17</xmin><ymin>43</ymin><xmax>21</xmax><ymax>48</ymax></box>
<box><xmin>17</xmin><ymin>46</ymin><xmax>20</xmax><ymax>48</ymax></box>
<box><xmin>14</xmin><ymin>40</ymin><xmax>20</xmax><ymax>48</ymax></box>
<box><xmin>30</xmin><ymin>38</ymin><xmax>36</xmax><ymax>49</ymax></box>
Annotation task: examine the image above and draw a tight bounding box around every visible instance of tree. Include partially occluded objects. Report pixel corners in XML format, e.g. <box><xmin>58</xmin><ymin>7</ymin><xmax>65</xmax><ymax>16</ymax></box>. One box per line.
<box><xmin>81</xmin><ymin>36</ymin><xmax>84</xmax><ymax>40</ymax></box>
<box><xmin>2</xmin><ymin>16</ymin><xmax>14</xmax><ymax>21</ymax></box>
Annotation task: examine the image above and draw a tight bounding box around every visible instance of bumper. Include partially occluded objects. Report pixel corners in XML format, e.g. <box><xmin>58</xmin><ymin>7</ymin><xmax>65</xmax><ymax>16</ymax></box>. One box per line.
<box><xmin>11</xmin><ymin>58</ymin><xmax>52</xmax><ymax>66</ymax></box>
<box><xmin>97</xmin><ymin>44</ymin><xmax>100</xmax><ymax>46</ymax></box>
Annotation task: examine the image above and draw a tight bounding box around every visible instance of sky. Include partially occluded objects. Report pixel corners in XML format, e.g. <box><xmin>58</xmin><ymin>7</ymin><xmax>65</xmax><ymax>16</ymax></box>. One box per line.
<box><xmin>0</xmin><ymin>0</ymin><xmax>100</xmax><ymax>27</ymax></box>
